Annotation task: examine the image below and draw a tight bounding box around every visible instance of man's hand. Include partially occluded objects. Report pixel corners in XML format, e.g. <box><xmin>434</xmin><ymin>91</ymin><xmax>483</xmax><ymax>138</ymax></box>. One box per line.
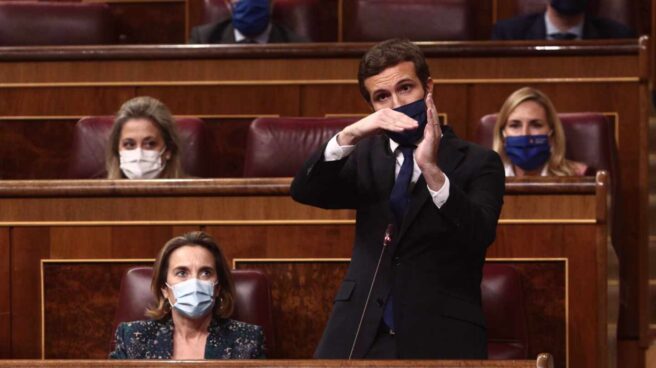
<box><xmin>415</xmin><ymin>93</ymin><xmax>445</xmax><ymax>190</ymax></box>
<box><xmin>337</xmin><ymin>108</ymin><xmax>418</xmax><ymax>146</ymax></box>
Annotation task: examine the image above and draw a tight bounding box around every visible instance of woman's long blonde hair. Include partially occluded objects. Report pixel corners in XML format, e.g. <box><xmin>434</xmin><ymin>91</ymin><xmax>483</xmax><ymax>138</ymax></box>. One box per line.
<box><xmin>493</xmin><ymin>87</ymin><xmax>577</xmax><ymax>176</ymax></box>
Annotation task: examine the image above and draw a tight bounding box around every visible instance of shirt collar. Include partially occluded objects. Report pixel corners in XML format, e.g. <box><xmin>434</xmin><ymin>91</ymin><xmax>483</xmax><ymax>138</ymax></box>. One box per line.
<box><xmin>544</xmin><ymin>12</ymin><xmax>584</xmax><ymax>40</ymax></box>
<box><xmin>504</xmin><ymin>162</ymin><xmax>549</xmax><ymax>176</ymax></box>
<box><xmin>234</xmin><ymin>23</ymin><xmax>272</xmax><ymax>44</ymax></box>
<box><xmin>387</xmin><ymin>132</ymin><xmax>443</xmax><ymax>153</ymax></box>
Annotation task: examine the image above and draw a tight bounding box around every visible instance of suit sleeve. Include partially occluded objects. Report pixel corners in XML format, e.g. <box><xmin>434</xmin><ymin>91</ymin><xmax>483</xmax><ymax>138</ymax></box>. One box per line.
<box><xmin>108</xmin><ymin>323</ymin><xmax>128</xmax><ymax>359</ymax></box>
<box><xmin>290</xmin><ymin>140</ymin><xmax>359</xmax><ymax>210</ymax></box>
<box><xmin>439</xmin><ymin>149</ymin><xmax>505</xmax><ymax>252</ymax></box>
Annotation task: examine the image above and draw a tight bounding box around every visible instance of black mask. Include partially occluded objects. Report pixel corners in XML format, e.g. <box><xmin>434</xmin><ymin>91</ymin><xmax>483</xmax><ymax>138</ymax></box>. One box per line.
<box><xmin>550</xmin><ymin>0</ymin><xmax>588</xmax><ymax>16</ymax></box>
<box><xmin>385</xmin><ymin>98</ymin><xmax>427</xmax><ymax>147</ymax></box>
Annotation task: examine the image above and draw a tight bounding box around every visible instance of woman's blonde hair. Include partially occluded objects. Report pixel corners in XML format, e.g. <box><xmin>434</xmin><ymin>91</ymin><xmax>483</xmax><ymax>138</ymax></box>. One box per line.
<box><xmin>146</xmin><ymin>231</ymin><xmax>235</xmax><ymax>320</ymax></box>
<box><xmin>106</xmin><ymin>96</ymin><xmax>184</xmax><ymax>179</ymax></box>
<box><xmin>493</xmin><ymin>86</ymin><xmax>577</xmax><ymax>176</ymax></box>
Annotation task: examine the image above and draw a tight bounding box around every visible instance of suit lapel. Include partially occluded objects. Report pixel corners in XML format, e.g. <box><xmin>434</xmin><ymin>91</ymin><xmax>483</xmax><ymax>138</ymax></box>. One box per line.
<box><xmin>395</xmin><ymin>127</ymin><xmax>466</xmax><ymax>243</ymax></box>
<box><xmin>529</xmin><ymin>15</ymin><xmax>547</xmax><ymax>39</ymax></box>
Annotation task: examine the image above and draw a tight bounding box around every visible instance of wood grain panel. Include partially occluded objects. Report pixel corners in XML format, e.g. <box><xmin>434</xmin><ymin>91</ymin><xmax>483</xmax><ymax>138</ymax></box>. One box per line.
<box><xmin>489</xmin><ymin>225</ymin><xmax>603</xmax><ymax>368</ymax></box>
<box><xmin>0</xmin><ymin>358</ymin><xmax>552</xmax><ymax>367</ymax></box>
<box><xmin>0</xmin><ymin>120</ymin><xmax>76</xmax><ymax>180</ymax></box>
<box><xmin>39</xmin><ymin>259</ymin><xmax>565</xmax><ymax>362</ymax></box>
<box><xmin>137</xmin><ymin>86</ymin><xmax>301</xmax><ymax>116</ymax></box>
<box><xmin>11</xmin><ymin>227</ymin><xmax>50</xmax><ymax>358</ymax></box>
<box><xmin>0</xmin><ymin>88</ymin><xmax>133</xmax><ymax>115</ymax></box>
<box><xmin>0</xmin><ymin>228</ymin><xmax>9</xmax><ymax>358</ymax></box>
<box><xmin>42</xmin><ymin>261</ymin><xmax>151</xmax><ymax>359</ymax></box>
<box><xmin>235</xmin><ymin>260</ymin><xmax>349</xmax><ymax>359</ymax></box>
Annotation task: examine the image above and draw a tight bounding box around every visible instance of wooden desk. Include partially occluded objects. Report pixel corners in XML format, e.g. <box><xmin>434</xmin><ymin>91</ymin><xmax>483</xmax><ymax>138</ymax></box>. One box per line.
<box><xmin>0</xmin><ymin>356</ymin><xmax>554</xmax><ymax>368</ymax></box>
<box><xmin>0</xmin><ymin>176</ymin><xmax>608</xmax><ymax>368</ymax></box>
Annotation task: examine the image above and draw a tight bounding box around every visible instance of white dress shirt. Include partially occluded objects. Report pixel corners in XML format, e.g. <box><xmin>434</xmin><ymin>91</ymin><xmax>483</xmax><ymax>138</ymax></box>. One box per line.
<box><xmin>323</xmin><ymin>134</ymin><xmax>450</xmax><ymax>209</ymax></box>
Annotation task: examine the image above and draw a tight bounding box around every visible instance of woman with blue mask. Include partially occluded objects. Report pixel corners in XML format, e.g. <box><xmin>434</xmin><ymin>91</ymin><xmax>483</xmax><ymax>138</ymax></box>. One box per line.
<box><xmin>493</xmin><ymin>87</ymin><xmax>590</xmax><ymax>177</ymax></box>
<box><xmin>109</xmin><ymin>231</ymin><xmax>265</xmax><ymax>359</ymax></box>
<box><xmin>106</xmin><ymin>96</ymin><xmax>186</xmax><ymax>179</ymax></box>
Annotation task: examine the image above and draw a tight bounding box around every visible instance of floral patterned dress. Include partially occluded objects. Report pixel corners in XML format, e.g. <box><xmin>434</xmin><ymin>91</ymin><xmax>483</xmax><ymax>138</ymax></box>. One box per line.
<box><xmin>109</xmin><ymin>317</ymin><xmax>265</xmax><ymax>359</ymax></box>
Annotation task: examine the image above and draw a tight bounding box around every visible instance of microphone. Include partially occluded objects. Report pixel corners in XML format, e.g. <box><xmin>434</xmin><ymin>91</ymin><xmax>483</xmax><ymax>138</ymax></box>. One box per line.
<box><xmin>348</xmin><ymin>224</ymin><xmax>394</xmax><ymax>359</ymax></box>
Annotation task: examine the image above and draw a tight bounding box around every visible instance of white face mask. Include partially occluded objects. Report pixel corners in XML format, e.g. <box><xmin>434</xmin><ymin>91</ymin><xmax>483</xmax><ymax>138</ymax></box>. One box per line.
<box><xmin>166</xmin><ymin>278</ymin><xmax>217</xmax><ymax>319</ymax></box>
<box><xmin>119</xmin><ymin>147</ymin><xmax>166</xmax><ymax>179</ymax></box>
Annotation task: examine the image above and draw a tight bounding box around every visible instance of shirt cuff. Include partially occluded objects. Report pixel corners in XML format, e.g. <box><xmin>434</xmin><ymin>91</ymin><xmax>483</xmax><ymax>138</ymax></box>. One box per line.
<box><xmin>323</xmin><ymin>134</ymin><xmax>356</xmax><ymax>161</ymax></box>
<box><xmin>427</xmin><ymin>174</ymin><xmax>450</xmax><ymax>209</ymax></box>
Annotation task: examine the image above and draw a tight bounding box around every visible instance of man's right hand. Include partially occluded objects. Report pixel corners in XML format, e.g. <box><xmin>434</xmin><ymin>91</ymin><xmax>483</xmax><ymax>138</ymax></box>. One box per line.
<box><xmin>336</xmin><ymin>108</ymin><xmax>419</xmax><ymax>146</ymax></box>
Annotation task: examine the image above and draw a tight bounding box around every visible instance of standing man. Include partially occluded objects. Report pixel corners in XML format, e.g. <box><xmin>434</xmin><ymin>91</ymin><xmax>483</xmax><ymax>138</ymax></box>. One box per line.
<box><xmin>291</xmin><ymin>39</ymin><xmax>505</xmax><ymax>359</ymax></box>
<box><xmin>492</xmin><ymin>0</ymin><xmax>634</xmax><ymax>40</ymax></box>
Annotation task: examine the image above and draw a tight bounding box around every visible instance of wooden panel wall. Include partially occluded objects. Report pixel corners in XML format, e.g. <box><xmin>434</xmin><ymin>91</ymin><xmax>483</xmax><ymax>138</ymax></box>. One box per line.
<box><xmin>0</xmin><ymin>0</ymin><xmax>648</xmax><ymax>44</ymax></box>
<box><xmin>0</xmin><ymin>177</ymin><xmax>609</xmax><ymax>368</ymax></box>
<box><xmin>41</xmin><ymin>259</ymin><xmax>566</xmax><ymax>364</ymax></box>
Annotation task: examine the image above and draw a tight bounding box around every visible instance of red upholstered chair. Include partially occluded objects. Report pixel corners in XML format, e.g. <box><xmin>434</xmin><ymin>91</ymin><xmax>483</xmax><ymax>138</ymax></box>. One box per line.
<box><xmin>482</xmin><ymin>263</ymin><xmax>528</xmax><ymax>359</ymax></box>
<box><xmin>476</xmin><ymin>112</ymin><xmax>618</xmax><ymax>177</ymax></box>
<box><xmin>198</xmin><ymin>0</ymin><xmax>337</xmax><ymax>42</ymax></box>
<box><xmin>242</xmin><ymin>117</ymin><xmax>356</xmax><ymax>177</ymax></box>
<box><xmin>0</xmin><ymin>1</ymin><xmax>118</xmax><ymax>46</ymax></box>
<box><xmin>342</xmin><ymin>0</ymin><xmax>474</xmax><ymax>41</ymax></box>
<box><xmin>67</xmin><ymin>116</ymin><xmax>213</xmax><ymax>179</ymax></box>
<box><xmin>111</xmin><ymin>267</ymin><xmax>275</xmax><ymax>354</ymax></box>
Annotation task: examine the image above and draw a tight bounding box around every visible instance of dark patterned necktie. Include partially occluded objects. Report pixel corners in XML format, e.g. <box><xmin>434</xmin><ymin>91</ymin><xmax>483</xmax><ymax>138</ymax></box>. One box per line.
<box><xmin>384</xmin><ymin>145</ymin><xmax>414</xmax><ymax>331</ymax></box>
<box><xmin>389</xmin><ymin>146</ymin><xmax>414</xmax><ymax>226</ymax></box>
<box><xmin>549</xmin><ymin>32</ymin><xmax>577</xmax><ymax>40</ymax></box>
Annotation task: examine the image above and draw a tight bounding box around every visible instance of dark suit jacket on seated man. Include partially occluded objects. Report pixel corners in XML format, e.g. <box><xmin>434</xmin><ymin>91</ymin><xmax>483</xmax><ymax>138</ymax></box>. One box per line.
<box><xmin>290</xmin><ymin>39</ymin><xmax>505</xmax><ymax>359</ymax></box>
<box><xmin>492</xmin><ymin>0</ymin><xmax>635</xmax><ymax>40</ymax></box>
<box><xmin>189</xmin><ymin>0</ymin><xmax>306</xmax><ymax>44</ymax></box>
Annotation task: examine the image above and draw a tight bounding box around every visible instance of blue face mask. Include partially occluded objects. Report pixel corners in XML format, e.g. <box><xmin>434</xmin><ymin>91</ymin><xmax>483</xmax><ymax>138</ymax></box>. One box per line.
<box><xmin>386</xmin><ymin>98</ymin><xmax>427</xmax><ymax>146</ymax></box>
<box><xmin>232</xmin><ymin>0</ymin><xmax>270</xmax><ymax>38</ymax></box>
<box><xmin>504</xmin><ymin>134</ymin><xmax>551</xmax><ymax>172</ymax></box>
<box><xmin>550</xmin><ymin>0</ymin><xmax>588</xmax><ymax>16</ymax></box>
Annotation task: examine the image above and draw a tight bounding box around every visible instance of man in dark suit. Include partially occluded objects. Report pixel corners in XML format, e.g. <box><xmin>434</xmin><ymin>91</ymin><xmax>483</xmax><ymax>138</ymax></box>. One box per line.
<box><xmin>291</xmin><ymin>39</ymin><xmax>505</xmax><ymax>359</ymax></box>
<box><xmin>492</xmin><ymin>0</ymin><xmax>635</xmax><ymax>40</ymax></box>
<box><xmin>189</xmin><ymin>0</ymin><xmax>306</xmax><ymax>44</ymax></box>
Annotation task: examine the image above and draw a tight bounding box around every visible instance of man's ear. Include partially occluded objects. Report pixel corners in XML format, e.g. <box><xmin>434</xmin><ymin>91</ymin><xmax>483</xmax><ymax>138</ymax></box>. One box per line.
<box><xmin>425</xmin><ymin>77</ymin><xmax>434</xmax><ymax>94</ymax></box>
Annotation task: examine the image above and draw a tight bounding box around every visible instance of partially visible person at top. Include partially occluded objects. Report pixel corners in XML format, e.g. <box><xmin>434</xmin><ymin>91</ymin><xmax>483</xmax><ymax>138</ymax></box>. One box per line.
<box><xmin>106</xmin><ymin>96</ymin><xmax>185</xmax><ymax>179</ymax></box>
<box><xmin>189</xmin><ymin>0</ymin><xmax>307</xmax><ymax>44</ymax></box>
<box><xmin>109</xmin><ymin>231</ymin><xmax>265</xmax><ymax>359</ymax></box>
<box><xmin>492</xmin><ymin>0</ymin><xmax>635</xmax><ymax>40</ymax></box>
<box><xmin>493</xmin><ymin>87</ymin><xmax>593</xmax><ymax>177</ymax></box>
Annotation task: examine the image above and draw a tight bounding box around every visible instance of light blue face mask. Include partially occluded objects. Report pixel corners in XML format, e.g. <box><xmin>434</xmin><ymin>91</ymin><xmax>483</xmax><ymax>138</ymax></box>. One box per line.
<box><xmin>166</xmin><ymin>278</ymin><xmax>217</xmax><ymax>319</ymax></box>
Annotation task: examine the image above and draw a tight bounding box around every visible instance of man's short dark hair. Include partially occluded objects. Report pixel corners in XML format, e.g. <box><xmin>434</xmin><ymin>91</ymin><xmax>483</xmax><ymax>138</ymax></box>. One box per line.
<box><xmin>357</xmin><ymin>38</ymin><xmax>431</xmax><ymax>104</ymax></box>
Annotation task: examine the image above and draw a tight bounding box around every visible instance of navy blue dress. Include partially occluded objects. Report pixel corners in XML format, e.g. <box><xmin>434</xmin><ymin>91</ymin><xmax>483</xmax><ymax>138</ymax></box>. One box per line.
<box><xmin>109</xmin><ymin>317</ymin><xmax>265</xmax><ymax>359</ymax></box>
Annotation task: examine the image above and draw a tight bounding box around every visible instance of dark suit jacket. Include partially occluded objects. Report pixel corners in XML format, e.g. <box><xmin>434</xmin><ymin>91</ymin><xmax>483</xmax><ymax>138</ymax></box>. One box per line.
<box><xmin>290</xmin><ymin>126</ymin><xmax>505</xmax><ymax>359</ymax></box>
<box><xmin>189</xmin><ymin>19</ymin><xmax>307</xmax><ymax>44</ymax></box>
<box><xmin>492</xmin><ymin>12</ymin><xmax>635</xmax><ymax>40</ymax></box>
<box><xmin>109</xmin><ymin>318</ymin><xmax>265</xmax><ymax>359</ymax></box>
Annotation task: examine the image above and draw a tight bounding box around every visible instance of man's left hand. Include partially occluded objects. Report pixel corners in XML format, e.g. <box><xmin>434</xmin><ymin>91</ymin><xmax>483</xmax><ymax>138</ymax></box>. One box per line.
<box><xmin>415</xmin><ymin>93</ymin><xmax>445</xmax><ymax>190</ymax></box>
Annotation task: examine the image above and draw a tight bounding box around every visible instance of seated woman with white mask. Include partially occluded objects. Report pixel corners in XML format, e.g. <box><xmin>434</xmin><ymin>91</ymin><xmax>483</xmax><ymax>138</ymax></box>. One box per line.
<box><xmin>493</xmin><ymin>86</ymin><xmax>592</xmax><ymax>177</ymax></box>
<box><xmin>109</xmin><ymin>231</ymin><xmax>265</xmax><ymax>359</ymax></box>
<box><xmin>105</xmin><ymin>96</ymin><xmax>185</xmax><ymax>179</ymax></box>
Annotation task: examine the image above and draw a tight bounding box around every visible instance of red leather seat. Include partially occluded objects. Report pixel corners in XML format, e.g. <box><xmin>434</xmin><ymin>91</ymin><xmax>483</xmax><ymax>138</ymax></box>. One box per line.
<box><xmin>343</xmin><ymin>0</ymin><xmax>474</xmax><ymax>41</ymax></box>
<box><xmin>476</xmin><ymin>112</ymin><xmax>618</xmax><ymax>176</ymax></box>
<box><xmin>111</xmin><ymin>267</ymin><xmax>275</xmax><ymax>354</ymax></box>
<box><xmin>0</xmin><ymin>1</ymin><xmax>117</xmax><ymax>46</ymax></box>
<box><xmin>482</xmin><ymin>263</ymin><xmax>529</xmax><ymax>359</ymax></box>
<box><xmin>242</xmin><ymin>117</ymin><xmax>356</xmax><ymax>177</ymax></box>
<box><xmin>67</xmin><ymin>116</ymin><xmax>213</xmax><ymax>179</ymax></box>
<box><xmin>198</xmin><ymin>0</ymin><xmax>337</xmax><ymax>42</ymax></box>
